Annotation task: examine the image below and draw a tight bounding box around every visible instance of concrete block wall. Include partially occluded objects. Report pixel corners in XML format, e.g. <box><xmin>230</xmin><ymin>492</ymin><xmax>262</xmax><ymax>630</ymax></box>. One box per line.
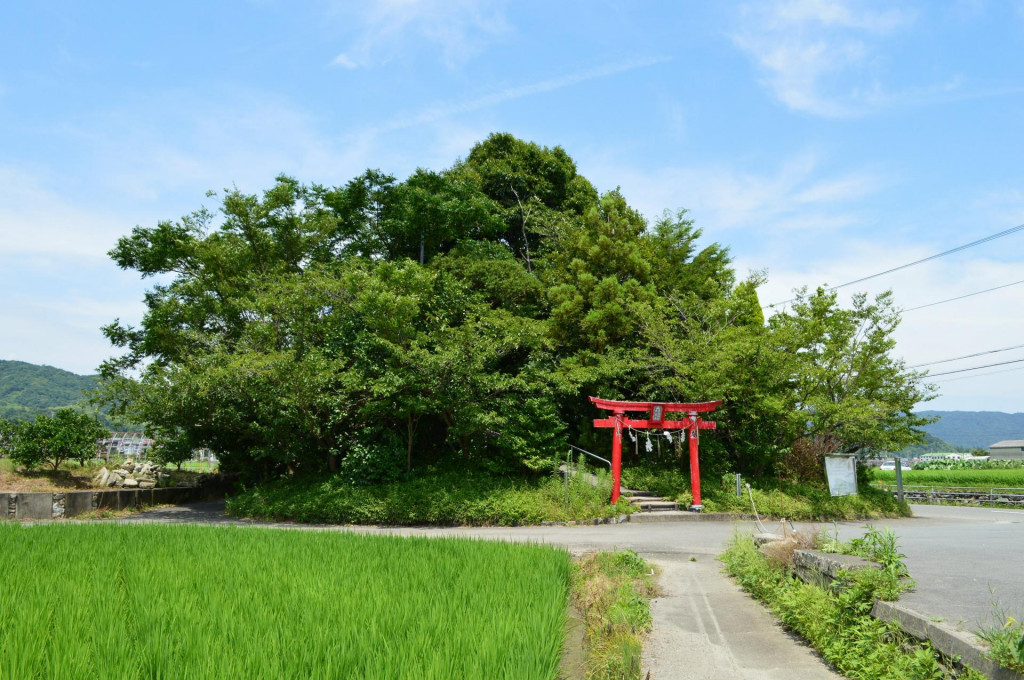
<box><xmin>1</xmin><ymin>486</ymin><xmax>201</xmax><ymax>520</ymax></box>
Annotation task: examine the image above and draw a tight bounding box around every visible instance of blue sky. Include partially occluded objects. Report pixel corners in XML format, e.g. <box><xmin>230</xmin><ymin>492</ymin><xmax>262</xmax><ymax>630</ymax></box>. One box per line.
<box><xmin>2</xmin><ymin>0</ymin><xmax>1023</xmax><ymax>412</ymax></box>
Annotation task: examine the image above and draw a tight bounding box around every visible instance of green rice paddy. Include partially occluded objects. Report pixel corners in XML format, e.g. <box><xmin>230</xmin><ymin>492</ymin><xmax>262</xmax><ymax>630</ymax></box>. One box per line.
<box><xmin>873</xmin><ymin>468</ymin><xmax>1024</xmax><ymax>488</ymax></box>
<box><xmin>0</xmin><ymin>524</ymin><xmax>569</xmax><ymax>679</ymax></box>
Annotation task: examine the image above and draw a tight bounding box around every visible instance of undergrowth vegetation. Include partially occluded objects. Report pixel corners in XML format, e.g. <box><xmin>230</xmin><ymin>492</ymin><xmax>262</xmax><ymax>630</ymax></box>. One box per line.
<box><xmin>228</xmin><ymin>465</ymin><xmax>631</xmax><ymax>525</ymax></box>
<box><xmin>976</xmin><ymin>607</ymin><xmax>1024</xmax><ymax>674</ymax></box>
<box><xmin>721</xmin><ymin>529</ymin><xmax>983</xmax><ymax>680</ymax></box>
<box><xmin>621</xmin><ymin>467</ymin><xmax>910</xmax><ymax>520</ymax></box>
<box><xmin>0</xmin><ymin>523</ymin><xmax>570</xmax><ymax>679</ymax></box>
<box><xmin>570</xmin><ymin>551</ymin><xmax>657</xmax><ymax>680</ymax></box>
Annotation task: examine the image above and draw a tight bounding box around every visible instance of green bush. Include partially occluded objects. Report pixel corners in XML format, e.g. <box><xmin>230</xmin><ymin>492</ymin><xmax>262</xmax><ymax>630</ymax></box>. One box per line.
<box><xmin>227</xmin><ymin>465</ymin><xmax>633</xmax><ymax>526</ymax></box>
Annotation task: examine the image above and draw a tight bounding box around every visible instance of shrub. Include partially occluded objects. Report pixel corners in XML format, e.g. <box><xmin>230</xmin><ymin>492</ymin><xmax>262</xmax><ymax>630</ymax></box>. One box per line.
<box><xmin>0</xmin><ymin>410</ymin><xmax>107</xmax><ymax>471</ymax></box>
<box><xmin>228</xmin><ymin>465</ymin><xmax>632</xmax><ymax>526</ymax></box>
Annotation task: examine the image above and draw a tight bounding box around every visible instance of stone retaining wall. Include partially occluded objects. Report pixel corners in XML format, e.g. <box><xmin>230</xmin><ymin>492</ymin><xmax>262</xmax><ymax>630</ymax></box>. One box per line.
<box><xmin>3</xmin><ymin>487</ymin><xmax>200</xmax><ymax>520</ymax></box>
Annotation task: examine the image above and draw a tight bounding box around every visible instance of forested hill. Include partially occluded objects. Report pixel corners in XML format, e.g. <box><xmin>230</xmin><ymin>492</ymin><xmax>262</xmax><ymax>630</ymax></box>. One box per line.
<box><xmin>918</xmin><ymin>410</ymin><xmax>1024</xmax><ymax>449</ymax></box>
<box><xmin>0</xmin><ymin>360</ymin><xmax>99</xmax><ymax>422</ymax></box>
<box><xmin>896</xmin><ymin>432</ymin><xmax>971</xmax><ymax>456</ymax></box>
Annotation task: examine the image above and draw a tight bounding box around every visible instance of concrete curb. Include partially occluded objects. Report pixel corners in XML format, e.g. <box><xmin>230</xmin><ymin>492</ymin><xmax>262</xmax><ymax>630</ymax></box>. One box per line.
<box><xmin>629</xmin><ymin>511</ymin><xmax>757</xmax><ymax>524</ymax></box>
<box><xmin>781</xmin><ymin>547</ymin><xmax>1022</xmax><ymax>679</ymax></box>
<box><xmin>872</xmin><ymin>600</ymin><xmax>1023</xmax><ymax>680</ymax></box>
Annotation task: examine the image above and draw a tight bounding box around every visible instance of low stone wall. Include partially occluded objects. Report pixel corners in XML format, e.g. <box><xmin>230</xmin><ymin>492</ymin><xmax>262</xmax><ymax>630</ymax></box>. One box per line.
<box><xmin>3</xmin><ymin>486</ymin><xmax>200</xmax><ymax>520</ymax></box>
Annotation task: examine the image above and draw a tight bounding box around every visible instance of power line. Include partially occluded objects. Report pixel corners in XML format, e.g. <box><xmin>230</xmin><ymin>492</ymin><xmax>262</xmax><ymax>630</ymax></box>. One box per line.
<box><xmin>903</xmin><ymin>278</ymin><xmax>1024</xmax><ymax>312</ymax></box>
<box><xmin>926</xmin><ymin>357</ymin><xmax>1024</xmax><ymax>378</ymax></box>
<box><xmin>768</xmin><ymin>222</ymin><xmax>1024</xmax><ymax>308</ymax></box>
<box><xmin>930</xmin><ymin>365</ymin><xmax>1024</xmax><ymax>384</ymax></box>
<box><xmin>907</xmin><ymin>343</ymin><xmax>1024</xmax><ymax>369</ymax></box>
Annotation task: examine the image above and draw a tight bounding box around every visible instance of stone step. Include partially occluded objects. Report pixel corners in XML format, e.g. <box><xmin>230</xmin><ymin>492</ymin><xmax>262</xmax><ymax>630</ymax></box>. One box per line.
<box><xmin>623</xmin><ymin>489</ymin><xmax>658</xmax><ymax>498</ymax></box>
<box><xmin>630</xmin><ymin>499</ymin><xmax>679</xmax><ymax>511</ymax></box>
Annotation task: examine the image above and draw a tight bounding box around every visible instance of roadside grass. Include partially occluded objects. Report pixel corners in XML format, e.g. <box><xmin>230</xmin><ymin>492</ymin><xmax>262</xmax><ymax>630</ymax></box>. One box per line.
<box><xmin>0</xmin><ymin>523</ymin><xmax>570</xmax><ymax>679</ymax></box>
<box><xmin>569</xmin><ymin>550</ymin><xmax>657</xmax><ymax>680</ymax></box>
<box><xmin>976</xmin><ymin>605</ymin><xmax>1024</xmax><ymax>674</ymax></box>
<box><xmin>621</xmin><ymin>467</ymin><xmax>909</xmax><ymax>520</ymax></box>
<box><xmin>228</xmin><ymin>465</ymin><xmax>633</xmax><ymax>526</ymax></box>
<box><xmin>720</xmin><ymin>529</ymin><xmax>985</xmax><ymax>680</ymax></box>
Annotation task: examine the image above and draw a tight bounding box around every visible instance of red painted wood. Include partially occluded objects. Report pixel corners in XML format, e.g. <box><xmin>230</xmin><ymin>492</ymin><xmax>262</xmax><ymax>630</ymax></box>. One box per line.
<box><xmin>611</xmin><ymin>413</ymin><xmax>623</xmax><ymax>504</ymax></box>
<box><xmin>593</xmin><ymin>418</ymin><xmax>717</xmax><ymax>429</ymax></box>
<box><xmin>688</xmin><ymin>418</ymin><xmax>702</xmax><ymax>507</ymax></box>
<box><xmin>589</xmin><ymin>396</ymin><xmax>722</xmax><ymax>413</ymax></box>
<box><xmin>590</xmin><ymin>396</ymin><xmax>720</xmax><ymax>510</ymax></box>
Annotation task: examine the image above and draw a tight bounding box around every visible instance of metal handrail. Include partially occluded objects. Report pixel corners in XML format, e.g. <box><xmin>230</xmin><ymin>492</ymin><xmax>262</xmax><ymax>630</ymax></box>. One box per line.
<box><xmin>568</xmin><ymin>444</ymin><xmax>611</xmax><ymax>468</ymax></box>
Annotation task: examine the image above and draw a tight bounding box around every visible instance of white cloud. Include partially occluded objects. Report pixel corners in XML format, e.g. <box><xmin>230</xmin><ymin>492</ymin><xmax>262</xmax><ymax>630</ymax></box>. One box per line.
<box><xmin>733</xmin><ymin>0</ymin><xmax>915</xmax><ymax>116</ymax></box>
<box><xmin>329</xmin><ymin>0</ymin><xmax>510</xmax><ymax>69</ymax></box>
<box><xmin>371</xmin><ymin>57</ymin><xmax>670</xmax><ymax>134</ymax></box>
<box><xmin>749</xmin><ymin>247</ymin><xmax>1024</xmax><ymax>411</ymax></box>
<box><xmin>0</xmin><ymin>168</ymin><xmax>128</xmax><ymax>258</ymax></box>
<box><xmin>582</xmin><ymin>150</ymin><xmax>881</xmax><ymax>237</ymax></box>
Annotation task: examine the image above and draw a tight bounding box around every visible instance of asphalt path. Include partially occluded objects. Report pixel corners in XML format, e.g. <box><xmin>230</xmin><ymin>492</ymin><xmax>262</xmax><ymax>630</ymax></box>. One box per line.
<box><xmin>830</xmin><ymin>504</ymin><xmax>1024</xmax><ymax>632</ymax></box>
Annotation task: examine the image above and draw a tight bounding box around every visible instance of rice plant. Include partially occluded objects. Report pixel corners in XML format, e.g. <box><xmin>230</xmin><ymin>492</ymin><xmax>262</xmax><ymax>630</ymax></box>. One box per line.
<box><xmin>0</xmin><ymin>524</ymin><xmax>570</xmax><ymax>679</ymax></box>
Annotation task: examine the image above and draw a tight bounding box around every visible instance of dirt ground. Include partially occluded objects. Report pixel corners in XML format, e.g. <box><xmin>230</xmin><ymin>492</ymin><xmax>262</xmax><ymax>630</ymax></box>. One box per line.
<box><xmin>0</xmin><ymin>463</ymin><xmax>96</xmax><ymax>492</ymax></box>
<box><xmin>0</xmin><ymin>458</ymin><xmax>206</xmax><ymax>492</ymax></box>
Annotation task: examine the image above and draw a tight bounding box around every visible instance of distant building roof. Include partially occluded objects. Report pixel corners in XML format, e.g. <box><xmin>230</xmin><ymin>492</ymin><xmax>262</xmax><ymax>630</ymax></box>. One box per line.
<box><xmin>989</xmin><ymin>440</ymin><xmax>1024</xmax><ymax>448</ymax></box>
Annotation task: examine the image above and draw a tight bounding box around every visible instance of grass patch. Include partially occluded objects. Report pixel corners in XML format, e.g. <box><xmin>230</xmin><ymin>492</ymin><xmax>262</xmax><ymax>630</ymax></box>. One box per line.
<box><xmin>228</xmin><ymin>466</ymin><xmax>633</xmax><ymax>526</ymax></box>
<box><xmin>720</xmin><ymin>530</ymin><xmax>984</xmax><ymax>680</ymax></box>
<box><xmin>976</xmin><ymin>605</ymin><xmax>1024</xmax><ymax>674</ymax></box>
<box><xmin>569</xmin><ymin>550</ymin><xmax>657</xmax><ymax>680</ymax></box>
<box><xmin>0</xmin><ymin>455</ymin><xmax>216</xmax><ymax>493</ymax></box>
<box><xmin>0</xmin><ymin>523</ymin><xmax>570</xmax><ymax>679</ymax></box>
<box><xmin>0</xmin><ymin>456</ymin><xmax>108</xmax><ymax>492</ymax></box>
<box><xmin>620</xmin><ymin>467</ymin><xmax>910</xmax><ymax>520</ymax></box>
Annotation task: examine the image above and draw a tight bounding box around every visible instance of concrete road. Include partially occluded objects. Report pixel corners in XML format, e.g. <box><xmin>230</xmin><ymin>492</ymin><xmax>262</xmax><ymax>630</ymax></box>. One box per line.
<box><xmin>823</xmin><ymin>504</ymin><xmax>1024</xmax><ymax>632</ymax></box>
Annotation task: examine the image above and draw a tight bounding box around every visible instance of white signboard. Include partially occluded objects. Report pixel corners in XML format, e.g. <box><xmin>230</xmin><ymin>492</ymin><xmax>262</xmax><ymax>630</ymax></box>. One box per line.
<box><xmin>824</xmin><ymin>455</ymin><xmax>858</xmax><ymax>497</ymax></box>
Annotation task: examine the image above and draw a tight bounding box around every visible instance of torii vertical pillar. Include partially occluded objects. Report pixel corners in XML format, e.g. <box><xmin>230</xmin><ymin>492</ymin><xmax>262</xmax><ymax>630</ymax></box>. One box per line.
<box><xmin>590</xmin><ymin>397</ymin><xmax>721</xmax><ymax>510</ymax></box>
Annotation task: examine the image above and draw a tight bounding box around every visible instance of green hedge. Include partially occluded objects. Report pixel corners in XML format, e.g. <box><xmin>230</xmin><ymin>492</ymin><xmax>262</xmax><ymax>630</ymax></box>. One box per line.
<box><xmin>227</xmin><ymin>467</ymin><xmax>633</xmax><ymax>526</ymax></box>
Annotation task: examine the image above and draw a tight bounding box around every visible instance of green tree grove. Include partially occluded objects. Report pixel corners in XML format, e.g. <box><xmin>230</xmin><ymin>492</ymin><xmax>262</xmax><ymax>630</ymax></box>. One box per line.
<box><xmin>98</xmin><ymin>133</ymin><xmax>932</xmax><ymax>484</ymax></box>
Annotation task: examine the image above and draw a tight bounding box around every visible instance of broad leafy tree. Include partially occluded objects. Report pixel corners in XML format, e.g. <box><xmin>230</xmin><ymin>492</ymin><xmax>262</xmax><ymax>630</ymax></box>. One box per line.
<box><xmin>99</xmin><ymin>134</ymin><xmax>933</xmax><ymax>484</ymax></box>
<box><xmin>0</xmin><ymin>409</ymin><xmax>107</xmax><ymax>470</ymax></box>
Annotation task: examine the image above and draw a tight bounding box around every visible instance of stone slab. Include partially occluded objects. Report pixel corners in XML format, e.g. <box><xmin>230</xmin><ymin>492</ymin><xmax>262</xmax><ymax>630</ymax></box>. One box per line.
<box><xmin>118</xmin><ymin>489</ymin><xmax>139</xmax><ymax>510</ymax></box>
<box><xmin>872</xmin><ymin>600</ymin><xmax>1022</xmax><ymax>680</ymax></box>
<box><xmin>15</xmin><ymin>492</ymin><xmax>53</xmax><ymax>520</ymax></box>
<box><xmin>94</xmin><ymin>490</ymin><xmax>115</xmax><ymax>509</ymax></box>
<box><xmin>793</xmin><ymin>550</ymin><xmax>879</xmax><ymax>587</ymax></box>
<box><xmin>64</xmin><ymin>491</ymin><xmax>95</xmax><ymax>517</ymax></box>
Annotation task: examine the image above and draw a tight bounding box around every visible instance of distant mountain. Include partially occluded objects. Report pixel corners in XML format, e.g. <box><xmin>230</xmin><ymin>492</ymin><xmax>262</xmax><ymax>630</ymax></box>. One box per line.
<box><xmin>916</xmin><ymin>410</ymin><xmax>1024</xmax><ymax>450</ymax></box>
<box><xmin>0</xmin><ymin>360</ymin><xmax>111</xmax><ymax>425</ymax></box>
<box><xmin>896</xmin><ymin>432</ymin><xmax>972</xmax><ymax>456</ymax></box>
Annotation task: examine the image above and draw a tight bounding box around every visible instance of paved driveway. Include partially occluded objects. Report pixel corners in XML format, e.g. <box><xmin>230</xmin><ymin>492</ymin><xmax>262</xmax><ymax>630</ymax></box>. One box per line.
<box><xmin>827</xmin><ymin>504</ymin><xmax>1024</xmax><ymax>631</ymax></box>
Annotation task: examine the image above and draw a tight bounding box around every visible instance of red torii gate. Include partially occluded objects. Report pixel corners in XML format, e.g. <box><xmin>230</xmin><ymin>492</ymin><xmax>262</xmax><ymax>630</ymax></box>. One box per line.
<box><xmin>590</xmin><ymin>397</ymin><xmax>721</xmax><ymax>510</ymax></box>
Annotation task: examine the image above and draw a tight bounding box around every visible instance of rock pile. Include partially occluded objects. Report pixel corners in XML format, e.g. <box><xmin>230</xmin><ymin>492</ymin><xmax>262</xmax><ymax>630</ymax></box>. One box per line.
<box><xmin>93</xmin><ymin>459</ymin><xmax>163</xmax><ymax>489</ymax></box>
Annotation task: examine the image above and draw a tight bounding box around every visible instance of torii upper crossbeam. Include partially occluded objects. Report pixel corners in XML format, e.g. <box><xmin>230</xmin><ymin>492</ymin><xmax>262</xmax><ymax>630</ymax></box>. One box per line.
<box><xmin>590</xmin><ymin>397</ymin><xmax>721</xmax><ymax>511</ymax></box>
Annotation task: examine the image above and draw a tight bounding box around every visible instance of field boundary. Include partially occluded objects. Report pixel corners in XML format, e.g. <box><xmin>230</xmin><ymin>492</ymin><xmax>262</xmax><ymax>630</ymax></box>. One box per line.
<box><xmin>877</xmin><ymin>484</ymin><xmax>1024</xmax><ymax>507</ymax></box>
<box><xmin>4</xmin><ymin>487</ymin><xmax>199</xmax><ymax>520</ymax></box>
